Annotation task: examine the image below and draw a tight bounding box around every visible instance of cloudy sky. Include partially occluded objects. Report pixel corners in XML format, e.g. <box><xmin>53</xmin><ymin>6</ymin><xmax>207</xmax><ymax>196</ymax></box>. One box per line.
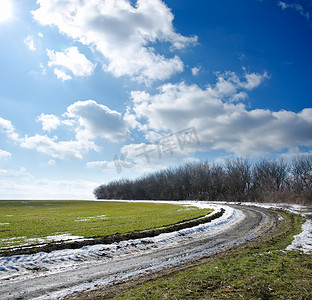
<box><xmin>0</xmin><ymin>0</ymin><xmax>312</xmax><ymax>199</ymax></box>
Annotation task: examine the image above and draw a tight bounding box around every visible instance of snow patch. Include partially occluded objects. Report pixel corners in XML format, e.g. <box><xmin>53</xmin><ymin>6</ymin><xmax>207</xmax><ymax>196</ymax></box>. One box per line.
<box><xmin>28</xmin><ymin>234</ymin><xmax>86</xmax><ymax>243</ymax></box>
<box><xmin>0</xmin><ymin>234</ymin><xmax>86</xmax><ymax>249</ymax></box>
<box><xmin>286</xmin><ymin>219</ymin><xmax>312</xmax><ymax>254</ymax></box>
<box><xmin>75</xmin><ymin>215</ymin><xmax>107</xmax><ymax>222</ymax></box>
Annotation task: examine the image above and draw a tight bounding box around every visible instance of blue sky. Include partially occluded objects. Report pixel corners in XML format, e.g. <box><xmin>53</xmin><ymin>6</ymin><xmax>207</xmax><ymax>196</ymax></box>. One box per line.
<box><xmin>0</xmin><ymin>0</ymin><xmax>311</xmax><ymax>199</ymax></box>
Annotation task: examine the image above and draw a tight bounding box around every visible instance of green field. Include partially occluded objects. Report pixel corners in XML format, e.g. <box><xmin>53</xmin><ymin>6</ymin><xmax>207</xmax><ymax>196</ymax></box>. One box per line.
<box><xmin>0</xmin><ymin>200</ymin><xmax>212</xmax><ymax>249</ymax></box>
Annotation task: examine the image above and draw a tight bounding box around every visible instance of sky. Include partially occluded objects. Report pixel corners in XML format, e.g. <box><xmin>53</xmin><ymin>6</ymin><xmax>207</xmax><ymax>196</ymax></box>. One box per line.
<box><xmin>0</xmin><ymin>0</ymin><xmax>312</xmax><ymax>199</ymax></box>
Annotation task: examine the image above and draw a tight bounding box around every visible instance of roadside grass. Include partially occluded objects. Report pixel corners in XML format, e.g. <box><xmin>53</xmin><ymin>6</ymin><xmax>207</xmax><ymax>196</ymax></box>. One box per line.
<box><xmin>114</xmin><ymin>211</ymin><xmax>312</xmax><ymax>300</ymax></box>
<box><xmin>0</xmin><ymin>200</ymin><xmax>212</xmax><ymax>249</ymax></box>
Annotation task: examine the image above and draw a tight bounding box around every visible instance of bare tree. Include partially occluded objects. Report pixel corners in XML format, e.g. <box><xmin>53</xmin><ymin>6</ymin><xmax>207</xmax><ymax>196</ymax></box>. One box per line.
<box><xmin>93</xmin><ymin>156</ymin><xmax>311</xmax><ymax>204</ymax></box>
<box><xmin>224</xmin><ymin>159</ymin><xmax>252</xmax><ymax>201</ymax></box>
<box><xmin>291</xmin><ymin>155</ymin><xmax>312</xmax><ymax>203</ymax></box>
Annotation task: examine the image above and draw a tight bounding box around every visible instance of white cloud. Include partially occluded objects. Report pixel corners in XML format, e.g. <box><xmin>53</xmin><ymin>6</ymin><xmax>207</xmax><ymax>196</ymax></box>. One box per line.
<box><xmin>280</xmin><ymin>147</ymin><xmax>312</xmax><ymax>160</ymax></box>
<box><xmin>123</xmin><ymin>106</ymin><xmax>143</xmax><ymax>131</ymax></box>
<box><xmin>0</xmin><ymin>167</ymin><xmax>33</xmax><ymax>181</ymax></box>
<box><xmin>20</xmin><ymin>134</ymin><xmax>98</xmax><ymax>160</ymax></box>
<box><xmin>128</xmin><ymin>73</ymin><xmax>312</xmax><ymax>157</ymax></box>
<box><xmin>33</xmin><ymin>0</ymin><xmax>197</xmax><ymax>82</ymax></box>
<box><xmin>0</xmin><ymin>117</ymin><xmax>20</xmax><ymax>141</ymax></box>
<box><xmin>36</xmin><ymin>113</ymin><xmax>61</xmax><ymax>132</ymax></box>
<box><xmin>209</xmin><ymin>71</ymin><xmax>269</xmax><ymax>97</ymax></box>
<box><xmin>0</xmin><ymin>116</ymin><xmax>95</xmax><ymax>160</ymax></box>
<box><xmin>0</xmin><ymin>149</ymin><xmax>11</xmax><ymax>161</ymax></box>
<box><xmin>130</xmin><ymin>71</ymin><xmax>269</xmax><ymax>131</ymax></box>
<box><xmin>231</xmin><ymin>91</ymin><xmax>248</xmax><ymax>102</ymax></box>
<box><xmin>39</xmin><ymin>63</ymin><xmax>47</xmax><ymax>75</ymax></box>
<box><xmin>24</xmin><ymin>35</ymin><xmax>36</xmax><ymax>51</ymax></box>
<box><xmin>241</xmin><ymin>72</ymin><xmax>269</xmax><ymax>90</ymax></box>
<box><xmin>191</xmin><ymin>66</ymin><xmax>201</xmax><ymax>76</ymax></box>
<box><xmin>48</xmin><ymin>159</ymin><xmax>56</xmax><ymax>165</ymax></box>
<box><xmin>53</xmin><ymin>68</ymin><xmax>72</xmax><ymax>81</ymax></box>
<box><xmin>279</xmin><ymin>1</ymin><xmax>288</xmax><ymax>9</ymax></box>
<box><xmin>66</xmin><ymin>100</ymin><xmax>130</xmax><ymax>142</ymax></box>
<box><xmin>47</xmin><ymin>47</ymin><xmax>96</xmax><ymax>79</ymax></box>
<box><xmin>1</xmin><ymin>99</ymin><xmax>130</xmax><ymax>161</ymax></box>
<box><xmin>0</xmin><ymin>117</ymin><xmax>13</xmax><ymax>131</ymax></box>
<box><xmin>278</xmin><ymin>2</ymin><xmax>310</xmax><ymax>20</ymax></box>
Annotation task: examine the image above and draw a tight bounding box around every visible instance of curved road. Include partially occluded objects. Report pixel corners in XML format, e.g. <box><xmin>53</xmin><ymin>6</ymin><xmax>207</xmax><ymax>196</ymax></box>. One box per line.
<box><xmin>0</xmin><ymin>205</ymin><xmax>281</xmax><ymax>299</ymax></box>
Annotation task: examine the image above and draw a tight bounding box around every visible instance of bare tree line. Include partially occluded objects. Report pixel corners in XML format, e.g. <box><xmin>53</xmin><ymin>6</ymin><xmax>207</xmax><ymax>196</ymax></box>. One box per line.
<box><xmin>94</xmin><ymin>155</ymin><xmax>312</xmax><ymax>204</ymax></box>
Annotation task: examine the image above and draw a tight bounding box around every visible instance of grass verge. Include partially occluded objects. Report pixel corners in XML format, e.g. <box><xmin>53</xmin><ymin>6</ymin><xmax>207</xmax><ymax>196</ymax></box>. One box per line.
<box><xmin>103</xmin><ymin>210</ymin><xmax>312</xmax><ymax>299</ymax></box>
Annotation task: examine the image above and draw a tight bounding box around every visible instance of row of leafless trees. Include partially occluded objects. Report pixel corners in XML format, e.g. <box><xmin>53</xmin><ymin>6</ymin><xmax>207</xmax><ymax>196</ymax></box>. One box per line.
<box><xmin>94</xmin><ymin>155</ymin><xmax>312</xmax><ymax>204</ymax></box>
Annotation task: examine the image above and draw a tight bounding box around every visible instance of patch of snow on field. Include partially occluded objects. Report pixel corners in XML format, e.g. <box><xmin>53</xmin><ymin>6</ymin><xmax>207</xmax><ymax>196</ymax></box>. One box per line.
<box><xmin>28</xmin><ymin>233</ymin><xmax>86</xmax><ymax>243</ymax></box>
<box><xmin>75</xmin><ymin>215</ymin><xmax>107</xmax><ymax>222</ymax></box>
<box><xmin>177</xmin><ymin>205</ymin><xmax>197</xmax><ymax>211</ymax></box>
<box><xmin>0</xmin><ymin>234</ymin><xmax>86</xmax><ymax>249</ymax></box>
<box><xmin>286</xmin><ymin>219</ymin><xmax>312</xmax><ymax>254</ymax></box>
<box><xmin>0</xmin><ymin>236</ymin><xmax>25</xmax><ymax>246</ymax></box>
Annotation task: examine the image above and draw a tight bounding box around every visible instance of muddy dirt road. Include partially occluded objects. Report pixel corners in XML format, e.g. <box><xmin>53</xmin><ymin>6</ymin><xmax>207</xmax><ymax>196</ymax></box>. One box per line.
<box><xmin>0</xmin><ymin>204</ymin><xmax>281</xmax><ymax>299</ymax></box>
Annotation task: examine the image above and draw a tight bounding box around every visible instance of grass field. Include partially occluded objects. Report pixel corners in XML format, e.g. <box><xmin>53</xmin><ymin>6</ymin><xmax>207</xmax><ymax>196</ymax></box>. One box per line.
<box><xmin>0</xmin><ymin>200</ymin><xmax>212</xmax><ymax>249</ymax></box>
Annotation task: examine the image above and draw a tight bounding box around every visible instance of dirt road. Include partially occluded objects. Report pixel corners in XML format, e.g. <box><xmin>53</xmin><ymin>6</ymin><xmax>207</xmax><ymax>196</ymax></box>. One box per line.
<box><xmin>0</xmin><ymin>204</ymin><xmax>281</xmax><ymax>299</ymax></box>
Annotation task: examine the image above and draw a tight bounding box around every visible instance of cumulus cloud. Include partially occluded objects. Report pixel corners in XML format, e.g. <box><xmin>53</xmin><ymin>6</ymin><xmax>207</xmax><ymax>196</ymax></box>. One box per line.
<box><xmin>53</xmin><ymin>68</ymin><xmax>72</xmax><ymax>81</ymax></box>
<box><xmin>128</xmin><ymin>72</ymin><xmax>312</xmax><ymax>157</ymax></box>
<box><xmin>66</xmin><ymin>100</ymin><xmax>130</xmax><ymax>142</ymax></box>
<box><xmin>191</xmin><ymin>66</ymin><xmax>201</xmax><ymax>76</ymax></box>
<box><xmin>36</xmin><ymin>113</ymin><xmax>61</xmax><ymax>132</ymax></box>
<box><xmin>47</xmin><ymin>47</ymin><xmax>96</xmax><ymax>80</ymax></box>
<box><xmin>209</xmin><ymin>71</ymin><xmax>269</xmax><ymax>97</ymax></box>
<box><xmin>278</xmin><ymin>2</ymin><xmax>310</xmax><ymax>20</ymax></box>
<box><xmin>0</xmin><ymin>117</ymin><xmax>20</xmax><ymax>141</ymax></box>
<box><xmin>20</xmin><ymin>100</ymin><xmax>129</xmax><ymax>159</ymax></box>
<box><xmin>20</xmin><ymin>134</ymin><xmax>99</xmax><ymax>160</ymax></box>
<box><xmin>1</xmin><ymin>98</ymin><xmax>130</xmax><ymax>161</ymax></box>
<box><xmin>24</xmin><ymin>35</ymin><xmax>36</xmax><ymax>51</ymax></box>
<box><xmin>0</xmin><ymin>149</ymin><xmax>11</xmax><ymax>161</ymax></box>
<box><xmin>27</xmin><ymin>99</ymin><xmax>131</xmax><ymax>159</ymax></box>
<box><xmin>0</xmin><ymin>116</ymin><xmax>97</xmax><ymax>160</ymax></box>
<box><xmin>0</xmin><ymin>167</ymin><xmax>32</xmax><ymax>180</ymax></box>
<box><xmin>32</xmin><ymin>0</ymin><xmax>197</xmax><ymax>82</ymax></box>
<box><xmin>21</xmin><ymin>99</ymin><xmax>131</xmax><ymax>159</ymax></box>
